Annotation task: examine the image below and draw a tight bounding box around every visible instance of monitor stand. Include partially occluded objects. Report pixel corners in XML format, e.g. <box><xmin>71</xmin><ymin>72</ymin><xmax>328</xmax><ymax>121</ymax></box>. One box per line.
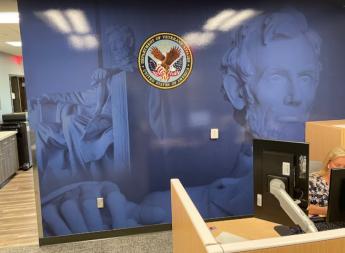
<box><xmin>273</xmin><ymin>224</ymin><xmax>303</xmax><ymax>236</ymax></box>
<box><xmin>270</xmin><ymin>179</ymin><xmax>318</xmax><ymax>233</ymax></box>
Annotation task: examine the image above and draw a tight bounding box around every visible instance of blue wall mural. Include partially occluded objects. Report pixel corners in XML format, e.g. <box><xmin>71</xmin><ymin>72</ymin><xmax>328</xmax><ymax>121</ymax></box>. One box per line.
<box><xmin>18</xmin><ymin>0</ymin><xmax>345</xmax><ymax>236</ymax></box>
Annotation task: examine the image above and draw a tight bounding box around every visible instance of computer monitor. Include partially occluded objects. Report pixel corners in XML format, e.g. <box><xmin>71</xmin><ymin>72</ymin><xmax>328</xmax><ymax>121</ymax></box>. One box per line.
<box><xmin>253</xmin><ymin>139</ymin><xmax>310</xmax><ymax>227</ymax></box>
<box><xmin>327</xmin><ymin>168</ymin><xmax>345</xmax><ymax>222</ymax></box>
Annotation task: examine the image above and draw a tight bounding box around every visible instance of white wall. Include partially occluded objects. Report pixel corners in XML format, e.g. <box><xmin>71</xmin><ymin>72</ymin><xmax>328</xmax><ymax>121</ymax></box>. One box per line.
<box><xmin>0</xmin><ymin>52</ymin><xmax>24</xmax><ymax>121</ymax></box>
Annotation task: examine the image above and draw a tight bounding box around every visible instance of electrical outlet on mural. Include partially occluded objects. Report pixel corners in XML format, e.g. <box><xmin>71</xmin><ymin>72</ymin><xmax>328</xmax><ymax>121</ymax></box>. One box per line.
<box><xmin>97</xmin><ymin>197</ymin><xmax>104</xmax><ymax>208</ymax></box>
<box><xmin>210</xmin><ymin>128</ymin><xmax>219</xmax><ymax>140</ymax></box>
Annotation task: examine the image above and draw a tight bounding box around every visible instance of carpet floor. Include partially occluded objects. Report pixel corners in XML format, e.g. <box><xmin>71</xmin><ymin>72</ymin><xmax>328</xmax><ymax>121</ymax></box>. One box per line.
<box><xmin>0</xmin><ymin>231</ymin><xmax>172</xmax><ymax>253</ymax></box>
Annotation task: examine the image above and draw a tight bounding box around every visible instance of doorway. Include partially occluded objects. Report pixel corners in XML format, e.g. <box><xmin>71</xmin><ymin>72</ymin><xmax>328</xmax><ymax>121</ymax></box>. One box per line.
<box><xmin>10</xmin><ymin>75</ymin><xmax>27</xmax><ymax>112</ymax></box>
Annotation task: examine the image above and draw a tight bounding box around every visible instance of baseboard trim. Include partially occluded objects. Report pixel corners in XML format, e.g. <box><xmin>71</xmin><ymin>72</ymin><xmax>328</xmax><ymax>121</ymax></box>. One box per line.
<box><xmin>38</xmin><ymin>214</ymin><xmax>254</xmax><ymax>246</ymax></box>
<box><xmin>39</xmin><ymin>223</ymin><xmax>172</xmax><ymax>246</ymax></box>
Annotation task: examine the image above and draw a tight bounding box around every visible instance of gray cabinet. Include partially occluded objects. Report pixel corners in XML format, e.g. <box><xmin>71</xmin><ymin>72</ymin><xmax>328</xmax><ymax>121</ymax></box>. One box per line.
<box><xmin>0</xmin><ymin>134</ymin><xmax>19</xmax><ymax>186</ymax></box>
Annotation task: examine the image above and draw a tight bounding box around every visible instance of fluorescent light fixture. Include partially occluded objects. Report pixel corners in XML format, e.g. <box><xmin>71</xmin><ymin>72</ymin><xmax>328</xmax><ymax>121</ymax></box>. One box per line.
<box><xmin>6</xmin><ymin>41</ymin><xmax>22</xmax><ymax>47</ymax></box>
<box><xmin>0</xmin><ymin>12</ymin><xmax>19</xmax><ymax>23</ymax></box>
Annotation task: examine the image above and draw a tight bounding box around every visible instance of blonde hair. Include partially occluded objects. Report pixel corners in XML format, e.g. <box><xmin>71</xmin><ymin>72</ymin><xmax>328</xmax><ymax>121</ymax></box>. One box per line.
<box><xmin>319</xmin><ymin>146</ymin><xmax>345</xmax><ymax>176</ymax></box>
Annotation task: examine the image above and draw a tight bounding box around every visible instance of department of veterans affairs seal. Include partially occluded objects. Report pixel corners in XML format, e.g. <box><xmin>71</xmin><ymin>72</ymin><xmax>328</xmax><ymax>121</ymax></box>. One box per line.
<box><xmin>138</xmin><ymin>32</ymin><xmax>193</xmax><ymax>89</ymax></box>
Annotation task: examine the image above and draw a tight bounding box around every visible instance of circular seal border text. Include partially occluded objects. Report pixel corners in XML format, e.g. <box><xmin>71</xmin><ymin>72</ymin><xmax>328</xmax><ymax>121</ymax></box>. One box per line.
<box><xmin>138</xmin><ymin>32</ymin><xmax>193</xmax><ymax>90</ymax></box>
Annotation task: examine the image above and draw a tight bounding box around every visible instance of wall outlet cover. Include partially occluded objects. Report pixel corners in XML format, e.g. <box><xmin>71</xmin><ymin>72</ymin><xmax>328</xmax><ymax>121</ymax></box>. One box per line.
<box><xmin>210</xmin><ymin>128</ymin><xmax>219</xmax><ymax>140</ymax></box>
<box><xmin>97</xmin><ymin>197</ymin><xmax>104</xmax><ymax>208</ymax></box>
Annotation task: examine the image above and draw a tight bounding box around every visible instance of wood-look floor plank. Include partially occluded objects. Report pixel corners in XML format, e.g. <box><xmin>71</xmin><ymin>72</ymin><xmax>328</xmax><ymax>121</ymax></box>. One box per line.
<box><xmin>0</xmin><ymin>168</ymin><xmax>39</xmax><ymax>248</ymax></box>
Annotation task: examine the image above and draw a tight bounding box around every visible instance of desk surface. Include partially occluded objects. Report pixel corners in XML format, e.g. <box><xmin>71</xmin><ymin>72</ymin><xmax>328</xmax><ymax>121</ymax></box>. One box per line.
<box><xmin>0</xmin><ymin>131</ymin><xmax>16</xmax><ymax>141</ymax></box>
<box><xmin>207</xmin><ymin>217</ymin><xmax>280</xmax><ymax>240</ymax></box>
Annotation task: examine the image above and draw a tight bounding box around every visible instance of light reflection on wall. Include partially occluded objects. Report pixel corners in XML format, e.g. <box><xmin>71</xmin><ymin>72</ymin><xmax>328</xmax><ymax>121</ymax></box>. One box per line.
<box><xmin>36</xmin><ymin>9</ymin><xmax>98</xmax><ymax>50</ymax></box>
<box><xmin>183</xmin><ymin>9</ymin><xmax>261</xmax><ymax>49</ymax></box>
<box><xmin>203</xmin><ymin>9</ymin><xmax>236</xmax><ymax>31</ymax></box>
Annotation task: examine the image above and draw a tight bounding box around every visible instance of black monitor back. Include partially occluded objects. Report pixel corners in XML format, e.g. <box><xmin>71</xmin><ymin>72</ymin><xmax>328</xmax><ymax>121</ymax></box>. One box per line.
<box><xmin>253</xmin><ymin>139</ymin><xmax>309</xmax><ymax>226</ymax></box>
<box><xmin>327</xmin><ymin>168</ymin><xmax>345</xmax><ymax>222</ymax></box>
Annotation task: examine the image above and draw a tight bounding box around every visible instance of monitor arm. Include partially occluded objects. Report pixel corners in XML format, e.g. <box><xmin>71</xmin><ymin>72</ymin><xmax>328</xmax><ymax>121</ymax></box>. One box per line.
<box><xmin>270</xmin><ymin>178</ymin><xmax>318</xmax><ymax>233</ymax></box>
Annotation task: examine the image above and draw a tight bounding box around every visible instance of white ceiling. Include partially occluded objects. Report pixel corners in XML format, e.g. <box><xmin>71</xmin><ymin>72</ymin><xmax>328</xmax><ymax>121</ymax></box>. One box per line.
<box><xmin>0</xmin><ymin>0</ymin><xmax>21</xmax><ymax>56</ymax></box>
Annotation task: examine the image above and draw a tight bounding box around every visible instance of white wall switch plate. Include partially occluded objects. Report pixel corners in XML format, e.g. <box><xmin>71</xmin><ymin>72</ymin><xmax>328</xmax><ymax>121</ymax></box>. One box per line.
<box><xmin>97</xmin><ymin>197</ymin><xmax>104</xmax><ymax>208</ymax></box>
<box><xmin>210</xmin><ymin>128</ymin><xmax>219</xmax><ymax>140</ymax></box>
<box><xmin>257</xmin><ymin>194</ymin><xmax>262</xmax><ymax>207</ymax></box>
<box><xmin>282</xmin><ymin>162</ymin><xmax>290</xmax><ymax>176</ymax></box>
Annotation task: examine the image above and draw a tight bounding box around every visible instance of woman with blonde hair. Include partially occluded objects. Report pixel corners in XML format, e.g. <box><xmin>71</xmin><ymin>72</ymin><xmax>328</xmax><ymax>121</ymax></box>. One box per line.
<box><xmin>309</xmin><ymin>146</ymin><xmax>345</xmax><ymax>216</ymax></box>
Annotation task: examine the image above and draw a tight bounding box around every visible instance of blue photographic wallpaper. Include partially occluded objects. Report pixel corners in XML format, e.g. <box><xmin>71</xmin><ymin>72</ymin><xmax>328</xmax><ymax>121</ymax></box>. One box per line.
<box><xmin>18</xmin><ymin>0</ymin><xmax>345</xmax><ymax>236</ymax></box>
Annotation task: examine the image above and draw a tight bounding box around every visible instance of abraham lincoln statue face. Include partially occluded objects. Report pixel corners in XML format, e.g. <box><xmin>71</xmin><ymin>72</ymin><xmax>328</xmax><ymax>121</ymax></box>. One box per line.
<box><xmin>222</xmin><ymin>9</ymin><xmax>321</xmax><ymax>141</ymax></box>
<box><xmin>106</xmin><ymin>25</ymin><xmax>135</xmax><ymax>68</ymax></box>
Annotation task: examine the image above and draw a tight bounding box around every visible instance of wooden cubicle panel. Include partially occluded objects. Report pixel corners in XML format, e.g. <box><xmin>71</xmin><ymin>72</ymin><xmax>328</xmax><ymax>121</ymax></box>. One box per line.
<box><xmin>171</xmin><ymin>179</ymin><xmax>222</xmax><ymax>253</ymax></box>
<box><xmin>306</xmin><ymin>119</ymin><xmax>345</xmax><ymax>161</ymax></box>
<box><xmin>172</xmin><ymin>178</ymin><xmax>345</xmax><ymax>253</ymax></box>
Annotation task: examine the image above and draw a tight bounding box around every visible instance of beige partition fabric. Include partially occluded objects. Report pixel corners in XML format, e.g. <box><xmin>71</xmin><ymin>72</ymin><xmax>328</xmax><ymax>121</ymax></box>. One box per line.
<box><xmin>220</xmin><ymin>228</ymin><xmax>345</xmax><ymax>253</ymax></box>
<box><xmin>238</xmin><ymin>238</ymin><xmax>345</xmax><ymax>253</ymax></box>
<box><xmin>306</xmin><ymin>120</ymin><xmax>345</xmax><ymax>161</ymax></box>
<box><xmin>170</xmin><ymin>179</ymin><xmax>222</xmax><ymax>253</ymax></box>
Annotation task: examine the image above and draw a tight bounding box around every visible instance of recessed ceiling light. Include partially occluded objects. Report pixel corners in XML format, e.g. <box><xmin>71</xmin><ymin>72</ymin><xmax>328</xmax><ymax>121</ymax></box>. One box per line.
<box><xmin>0</xmin><ymin>12</ymin><xmax>19</xmax><ymax>23</ymax></box>
<box><xmin>6</xmin><ymin>41</ymin><xmax>22</xmax><ymax>47</ymax></box>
